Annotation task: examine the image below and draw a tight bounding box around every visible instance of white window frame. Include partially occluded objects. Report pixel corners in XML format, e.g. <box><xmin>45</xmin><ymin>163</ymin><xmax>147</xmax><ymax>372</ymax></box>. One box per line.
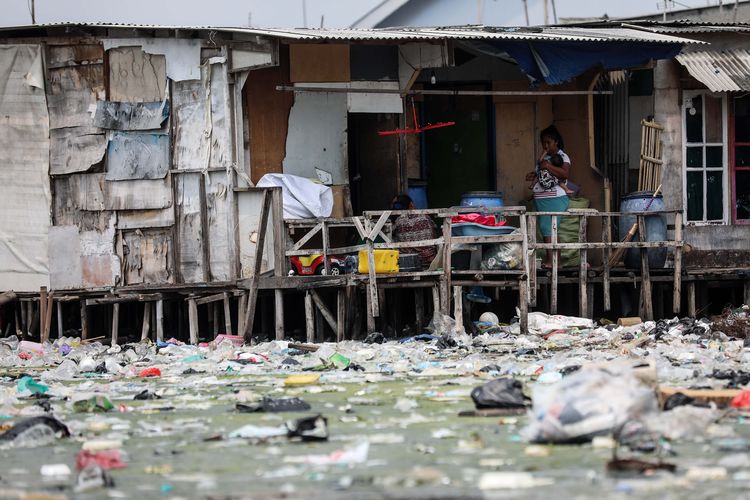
<box><xmin>682</xmin><ymin>90</ymin><xmax>729</xmax><ymax>225</ymax></box>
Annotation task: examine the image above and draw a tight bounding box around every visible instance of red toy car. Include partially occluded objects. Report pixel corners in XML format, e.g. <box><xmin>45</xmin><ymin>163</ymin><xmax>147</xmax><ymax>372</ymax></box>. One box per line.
<box><xmin>289</xmin><ymin>254</ymin><xmax>344</xmax><ymax>276</ymax></box>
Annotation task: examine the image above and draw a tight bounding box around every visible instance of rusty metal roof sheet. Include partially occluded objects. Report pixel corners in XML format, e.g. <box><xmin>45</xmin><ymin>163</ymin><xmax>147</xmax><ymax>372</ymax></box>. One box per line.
<box><xmin>676</xmin><ymin>49</ymin><xmax>750</xmax><ymax>91</ymax></box>
<box><xmin>0</xmin><ymin>22</ymin><xmax>702</xmax><ymax>44</ymax></box>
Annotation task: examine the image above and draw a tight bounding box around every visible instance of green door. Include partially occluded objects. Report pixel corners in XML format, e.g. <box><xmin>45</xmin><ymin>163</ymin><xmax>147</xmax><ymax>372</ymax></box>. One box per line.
<box><xmin>424</xmin><ymin>93</ymin><xmax>493</xmax><ymax>208</ymax></box>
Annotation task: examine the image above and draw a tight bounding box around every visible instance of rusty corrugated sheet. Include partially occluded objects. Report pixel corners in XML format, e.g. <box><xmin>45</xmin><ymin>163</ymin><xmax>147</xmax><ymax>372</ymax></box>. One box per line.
<box><xmin>676</xmin><ymin>49</ymin><xmax>750</xmax><ymax>91</ymax></box>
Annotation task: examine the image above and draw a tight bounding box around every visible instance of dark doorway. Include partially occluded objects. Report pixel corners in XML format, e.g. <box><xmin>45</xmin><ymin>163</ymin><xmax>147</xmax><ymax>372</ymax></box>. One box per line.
<box><xmin>348</xmin><ymin>113</ymin><xmax>400</xmax><ymax>214</ymax></box>
<box><xmin>423</xmin><ymin>89</ymin><xmax>494</xmax><ymax>208</ymax></box>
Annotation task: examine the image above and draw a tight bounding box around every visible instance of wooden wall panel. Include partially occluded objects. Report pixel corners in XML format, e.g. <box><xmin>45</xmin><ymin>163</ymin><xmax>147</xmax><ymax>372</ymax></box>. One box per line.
<box><xmin>289</xmin><ymin>44</ymin><xmax>350</xmax><ymax>83</ymax></box>
<box><xmin>495</xmin><ymin>101</ymin><xmax>536</xmax><ymax>207</ymax></box>
<box><xmin>246</xmin><ymin>47</ymin><xmax>294</xmax><ymax>184</ymax></box>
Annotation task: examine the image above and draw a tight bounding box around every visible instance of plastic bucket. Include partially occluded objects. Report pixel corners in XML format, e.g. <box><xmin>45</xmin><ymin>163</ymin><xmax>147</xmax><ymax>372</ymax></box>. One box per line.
<box><xmin>619</xmin><ymin>191</ymin><xmax>667</xmax><ymax>269</ymax></box>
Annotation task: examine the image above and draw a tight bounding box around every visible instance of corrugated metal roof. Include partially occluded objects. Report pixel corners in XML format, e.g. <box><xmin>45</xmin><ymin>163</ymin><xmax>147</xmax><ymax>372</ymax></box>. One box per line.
<box><xmin>0</xmin><ymin>22</ymin><xmax>703</xmax><ymax>45</ymax></box>
<box><xmin>676</xmin><ymin>49</ymin><xmax>750</xmax><ymax>91</ymax></box>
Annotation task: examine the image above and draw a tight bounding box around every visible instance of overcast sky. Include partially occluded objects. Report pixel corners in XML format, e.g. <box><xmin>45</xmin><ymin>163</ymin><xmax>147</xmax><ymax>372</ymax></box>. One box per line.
<box><xmin>2</xmin><ymin>0</ymin><xmax>721</xmax><ymax>28</ymax></box>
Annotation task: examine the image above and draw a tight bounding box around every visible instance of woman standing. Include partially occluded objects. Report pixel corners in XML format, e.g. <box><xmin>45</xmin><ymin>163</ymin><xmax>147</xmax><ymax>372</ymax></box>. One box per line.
<box><xmin>525</xmin><ymin>125</ymin><xmax>571</xmax><ymax>268</ymax></box>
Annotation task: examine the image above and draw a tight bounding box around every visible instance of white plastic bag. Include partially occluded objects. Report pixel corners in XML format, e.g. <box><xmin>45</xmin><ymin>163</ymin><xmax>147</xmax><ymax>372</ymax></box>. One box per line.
<box><xmin>522</xmin><ymin>361</ymin><xmax>658</xmax><ymax>444</ymax></box>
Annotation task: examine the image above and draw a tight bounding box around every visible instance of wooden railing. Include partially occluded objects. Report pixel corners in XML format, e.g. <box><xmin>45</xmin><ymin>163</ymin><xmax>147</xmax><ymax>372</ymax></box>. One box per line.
<box><xmin>246</xmin><ymin>187</ymin><xmax>684</xmax><ymax>337</ymax></box>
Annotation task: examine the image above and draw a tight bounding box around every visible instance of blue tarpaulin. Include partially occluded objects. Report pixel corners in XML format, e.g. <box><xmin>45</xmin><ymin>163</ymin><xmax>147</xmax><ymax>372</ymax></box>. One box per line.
<box><xmin>493</xmin><ymin>41</ymin><xmax>682</xmax><ymax>85</ymax></box>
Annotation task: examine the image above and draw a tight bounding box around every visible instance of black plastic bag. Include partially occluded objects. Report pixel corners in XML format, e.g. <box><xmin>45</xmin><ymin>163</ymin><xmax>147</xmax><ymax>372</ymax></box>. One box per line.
<box><xmin>471</xmin><ymin>378</ymin><xmax>529</xmax><ymax>409</ymax></box>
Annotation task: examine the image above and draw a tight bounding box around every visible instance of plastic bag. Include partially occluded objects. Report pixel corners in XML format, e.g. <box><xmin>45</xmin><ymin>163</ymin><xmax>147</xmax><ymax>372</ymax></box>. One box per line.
<box><xmin>522</xmin><ymin>362</ymin><xmax>658</xmax><ymax>444</ymax></box>
<box><xmin>471</xmin><ymin>378</ymin><xmax>529</xmax><ymax>409</ymax></box>
<box><xmin>426</xmin><ymin>313</ymin><xmax>471</xmax><ymax>347</ymax></box>
<box><xmin>481</xmin><ymin>233</ymin><xmax>523</xmax><ymax>271</ymax></box>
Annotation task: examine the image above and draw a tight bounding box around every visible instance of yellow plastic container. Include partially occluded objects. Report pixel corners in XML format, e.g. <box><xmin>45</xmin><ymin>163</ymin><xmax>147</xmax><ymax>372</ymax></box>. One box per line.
<box><xmin>358</xmin><ymin>249</ymin><xmax>400</xmax><ymax>273</ymax></box>
<box><xmin>284</xmin><ymin>374</ymin><xmax>320</xmax><ymax>386</ymax></box>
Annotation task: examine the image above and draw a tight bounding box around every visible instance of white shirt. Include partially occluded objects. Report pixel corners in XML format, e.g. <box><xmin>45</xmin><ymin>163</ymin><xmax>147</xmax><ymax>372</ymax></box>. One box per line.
<box><xmin>532</xmin><ymin>149</ymin><xmax>570</xmax><ymax>199</ymax></box>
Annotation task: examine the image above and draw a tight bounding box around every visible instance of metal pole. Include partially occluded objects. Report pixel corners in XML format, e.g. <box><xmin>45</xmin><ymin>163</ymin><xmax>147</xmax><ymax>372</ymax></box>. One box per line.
<box><xmin>523</xmin><ymin>0</ymin><xmax>530</xmax><ymax>26</ymax></box>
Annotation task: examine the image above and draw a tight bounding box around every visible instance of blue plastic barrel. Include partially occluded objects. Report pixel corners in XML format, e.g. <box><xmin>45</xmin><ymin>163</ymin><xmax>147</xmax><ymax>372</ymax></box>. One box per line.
<box><xmin>408</xmin><ymin>183</ymin><xmax>428</xmax><ymax>209</ymax></box>
<box><xmin>619</xmin><ymin>191</ymin><xmax>667</xmax><ymax>269</ymax></box>
<box><xmin>460</xmin><ymin>191</ymin><xmax>504</xmax><ymax>209</ymax></box>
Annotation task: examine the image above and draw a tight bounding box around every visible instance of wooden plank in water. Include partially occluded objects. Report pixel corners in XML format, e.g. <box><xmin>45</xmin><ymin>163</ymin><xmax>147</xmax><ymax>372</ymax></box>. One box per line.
<box><xmin>458</xmin><ymin>408</ymin><xmax>527</xmax><ymax>417</ymax></box>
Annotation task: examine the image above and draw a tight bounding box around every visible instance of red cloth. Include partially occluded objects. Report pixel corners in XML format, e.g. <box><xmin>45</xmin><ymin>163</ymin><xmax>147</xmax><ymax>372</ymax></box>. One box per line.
<box><xmin>137</xmin><ymin>367</ymin><xmax>161</xmax><ymax>377</ymax></box>
<box><xmin>76</xmin><ymin>449</ymin><xmax>127</xmax><ymax>470</ymax></box>
<box><xmin>451</xmin><ymin>213</ymin><xmax>506</xmax><ymax>226</ymax></box>
<box><xmin>731</xmin><ymin>390</ymin><xmax>750</xmax><ymax>408</ymax></box>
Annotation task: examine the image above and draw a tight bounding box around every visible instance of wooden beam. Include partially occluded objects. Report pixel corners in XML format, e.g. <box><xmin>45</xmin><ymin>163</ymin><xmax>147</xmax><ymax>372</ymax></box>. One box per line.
<box><xmin>290</xmin><ymin>222</ymin><xmax>322</xmax><ymax>251</ymax></box>
<box><xmin>0</xmin><ymin>291</ymin><xmax>17</xmax><ymax>306</ymax></box>
<box><xmin>193</xmin><ymin>292</ymin><xmax>226</xmax><ymax>306</ymax></box>
<box><xmin>441</xmin><ymin>218</ymin><xmax>452</xmax><ymax>314</ymax></box>
<box><xmin>85</xmin><ymin>294</ymin><xmax>162</xmax><ymax>305</ymax></box>
<box><xmin>242</xmin><ymin>190</ymin><xmax>271</xmax><ymax>339</ymax></box>
<box><xmin>271</xmin><ymin>187</ymin><xmax>288</xmax><ymax>276</ymax></box>
<box><xmin>188</xmin><ymin>297</ymin><xmax>199</xmax><ymax>345</ymax></box>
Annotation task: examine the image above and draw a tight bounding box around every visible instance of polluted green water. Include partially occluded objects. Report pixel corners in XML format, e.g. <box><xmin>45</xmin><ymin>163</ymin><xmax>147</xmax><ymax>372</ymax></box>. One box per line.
<box><xmin>2</xmin><ymin>323</ymin><xmax>750</xmax><ymax>498</ymax></box>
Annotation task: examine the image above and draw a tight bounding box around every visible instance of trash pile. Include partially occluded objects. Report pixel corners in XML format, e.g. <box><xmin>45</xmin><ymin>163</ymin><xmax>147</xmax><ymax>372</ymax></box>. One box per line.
<box><xmin>1</xmin><ymin>305</ymin><xmax>750</xmax><ymax>496</ymax></box>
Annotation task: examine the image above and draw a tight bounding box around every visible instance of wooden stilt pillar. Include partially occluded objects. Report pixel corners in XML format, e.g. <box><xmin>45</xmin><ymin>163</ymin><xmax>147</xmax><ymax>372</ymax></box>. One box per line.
<box><xmin>550</xmin><ymin>217</ymin><xmax>559</xmax><ymax>315</ymax></box>
<box><xmin>688</xmin><ymin>281</ymin><xmax>696</xmax><ymax>318</ymax></box>
<box><xmin>237</xmin><ymin>291</ymin><xmax>247</xmax><ymax>338</ymax></box>
<box><xmin>223</xmin><ymin>292</ymin><xmax>232</xmax><ymax>335</ymax></box>
<box><xmin>141</xmin><ymin>303</ymin><xmax>151</xmax><ymax>341</ymax></box>
<box><xmin>453</xmin><ymin>286</ymin><xmax>463</xmax><ymax>332</ymax></box>
<box><xmin>336</xmin><ymin>289</ymin><xmax>345</xmax><ymax>343</ymax></box>
<box><xmin>578</xmin><ymin>216</ymin><xmax>588</xmax><ymax>318</ymax></box>
<box><xmin>365</xmin><ymin>287</ymin><xmax>375</xmax><ymax>334</ymax></box>
<box><xmin>305</xmin><ymin>291</ymin><xmax>315</xmax><ymax>342</ymax></box>
<box><xmin>673</xmin><ymin>212</ymin><xmax>683</xmax><ymax>313</ymax></box>
<box><xmin>415</xmin><ymin>288</ymin><xmax>425</xmax><ymax>331</ymax></box>
<box><xmin>431</xmin><ymin>285</ymin><xmax>440</xmax><ymax>319</ymax></box>
<box><xmin>111</xmin><ymin>303</ymin><xmax>120</xmax><ymax>345</ymax></box>
<box><xmin>519</xmin><ymin>278</ymin><xmax>529</xmax><ymax>334</ymax></box>
<box><xmin>638</xmin><ymin>216</ymin><xmax>653</xmax><ymax>321</ymax></box>
<box><xmin>275</xmin><ymin>289</ymin><xmax>284</xmax><ymax>340</ymax></box>
<box><xmin>156</xmin><ymin>299</ymin><xmax>164</xmax><ymax>342</ymax></box>
<box><xmin>80</xmin><ymin>300</ymin><xmax>88</xmax><ymax>340</ymax></box>
<box><xmin>188</xmin><ymin>298</ymin><xmax>199</xmax><ymax>345</ymax></box>
<box><xmin>57</xmin><ymin>301</ymin><xmax>63</xmax><ymax>339</ymax></box>
<box><xmin>39</xmin><ymin>287</ymin><xmax>47</xmax><ymax>342</ymax></box>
